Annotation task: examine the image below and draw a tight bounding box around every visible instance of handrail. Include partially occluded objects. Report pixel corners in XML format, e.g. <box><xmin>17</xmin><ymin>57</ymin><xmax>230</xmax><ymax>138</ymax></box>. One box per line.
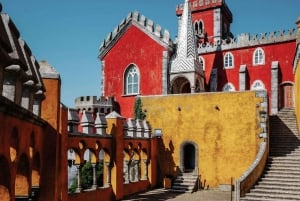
<box><xmin>235</xmin><ymin>141</ymin><xmax>268</xmax><ymax>200</ymax></box>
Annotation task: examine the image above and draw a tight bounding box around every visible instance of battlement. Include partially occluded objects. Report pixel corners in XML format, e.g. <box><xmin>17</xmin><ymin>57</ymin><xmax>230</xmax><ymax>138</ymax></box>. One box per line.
<box><xmin>176</xmin><ymin>0</ymin><xmax>224</xmax><ymax>15</ymax></box>
<box><xmin>75</xmin><ymin>96</ymin><xmax>98</xmax><ymax>105</ymax></box>
<box><xmin>198</xmin><ymin>29</ymin><xmax>297</xmax><ymax>53</ymax></box>
<box><xmin>74</xmin><ymin>96</ymin><xmax>117</xmax><ymax>114</ymax></box>
<box><xmin>68</xmin><ymin>109</ymin><xmax>151</xmax><ymax>139</ymax></box>
<box><xmin>98</xmin><ymin>11</ymin><xmax>173</xmax><ymax>59</ymax></box>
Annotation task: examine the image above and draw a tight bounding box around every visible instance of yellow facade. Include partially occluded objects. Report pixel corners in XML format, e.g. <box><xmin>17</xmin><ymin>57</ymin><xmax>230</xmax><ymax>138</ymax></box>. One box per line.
<box><xmin>141</xmin><ymin>91</ymin><xmax>265</xmax><ymax>188</ymax></box>
<box><xmin>294</xmin><ymin>18</ymin><xmax>300</xmax><ymax>129</ymax></box>
<box><xmin>295</xmin><ymin>60</ymin><xmax>300</xmax><ymax>128</ymax></box>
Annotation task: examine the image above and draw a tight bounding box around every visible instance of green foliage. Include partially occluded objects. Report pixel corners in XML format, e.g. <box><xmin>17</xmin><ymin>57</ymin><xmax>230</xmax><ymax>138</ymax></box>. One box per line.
<box><xmin>68</xmin><ymin>161</ymin><xmax>104</xmax><ymax>193</ymax></box>
<box><xmin>81</xmin><ymin>162</ymin><xmax>93</xmax><ymax>189</ymax></box>
<box><xmin>68</xmin><ymin>179</ymin><xmax>77</xmax><ymax>193</ymax></box>
<box><xmin>134</xmin><ymin>97</ymin><xmax>146</xmax><ymax>120</ymax></box>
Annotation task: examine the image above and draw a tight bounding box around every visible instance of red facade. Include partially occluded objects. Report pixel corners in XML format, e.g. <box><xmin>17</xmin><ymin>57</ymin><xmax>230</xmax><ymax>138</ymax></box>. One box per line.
<box><xmin>99</xmin><ymin>0</ymin><xmax>297</xmax><ymax>117</ymax></box>
<box><xmin>100</xmin><ymin>18</ymin><xmax>173</xmax><ymax>118</ymax></box>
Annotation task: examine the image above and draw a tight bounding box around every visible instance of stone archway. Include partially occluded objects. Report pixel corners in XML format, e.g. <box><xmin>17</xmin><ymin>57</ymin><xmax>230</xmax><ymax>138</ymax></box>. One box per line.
<box><xmin>171</xmin><ymin>77</ymin><xmax>191</xmax><ymax>94</ymax></box>
<box><xmin>180</xmin><ymin>141</ymin><xmax>198</xmax><ymax>174</ymax></box>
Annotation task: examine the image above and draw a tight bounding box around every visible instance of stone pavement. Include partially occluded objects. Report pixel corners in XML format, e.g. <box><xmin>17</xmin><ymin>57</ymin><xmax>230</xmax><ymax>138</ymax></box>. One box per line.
<box><xmin>122</xmin><ymin>188</ymin><xmax>233</xmax><ymax>201</ymax></box>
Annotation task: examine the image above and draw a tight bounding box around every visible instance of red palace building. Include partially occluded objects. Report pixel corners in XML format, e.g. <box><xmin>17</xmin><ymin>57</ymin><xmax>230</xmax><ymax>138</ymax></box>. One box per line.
<box><xmin>97</xmin><ymin>0</ymin><xmax>297</xmax><ymax>118</ymax></box>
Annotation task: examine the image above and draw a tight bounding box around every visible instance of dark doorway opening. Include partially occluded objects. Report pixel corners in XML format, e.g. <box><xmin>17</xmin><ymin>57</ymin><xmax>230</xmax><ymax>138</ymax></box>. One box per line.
<box><xmin>183</xmin><ymin>144</ymin><xmax>195</xmax><ymax>172</ymax></box>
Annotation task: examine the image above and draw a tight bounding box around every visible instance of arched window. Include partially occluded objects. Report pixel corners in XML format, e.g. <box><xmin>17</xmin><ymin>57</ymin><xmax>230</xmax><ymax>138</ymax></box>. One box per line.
<box><xmin>223</xmin><ymin>83</ymin><xmax>235</xmax><ymax>91</ymax></box>
<box><xmin>194</xmin><ymin>20</ymin><xmax>204</xmax><ymax>36</ymax></box>
<box><xmin>224</xmin><ymin>52</ymin><xmax>234</xmax><ymax>69</ymax></box>
<box><xmin>124</xmin><ymin>65</ymin><xmax>139</xmax><ymax>95</ymax></box>
<box><xmin>199</xmin><ymin>56</ymin><xmax>205</xmax><ymax>71</ymax></box>
<box><xmin>251</xmin><ymin>80</ymin><xmax>265</xmax><ymax>90</ymax></box>
<box><xmin>253</xmin><ymin>48</ymin><xmax>265</xmax><ymax>65</ymax></box>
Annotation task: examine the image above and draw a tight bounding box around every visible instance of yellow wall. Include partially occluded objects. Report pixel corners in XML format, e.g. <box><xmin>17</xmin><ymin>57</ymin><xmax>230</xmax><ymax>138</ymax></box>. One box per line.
<box><xmin>295</xmin><ymin>61</ymin><xmax>300</xmax><ymax>129</ymax></box>
<box><xmin>141</xmin><ymin>91</ymin><xmax>264</xmax><ymax>188</ymax></box>
<box><xmin>294</xmin><ymin>18</ymin><xmax>300</xmax><ymax>130</ymax></box>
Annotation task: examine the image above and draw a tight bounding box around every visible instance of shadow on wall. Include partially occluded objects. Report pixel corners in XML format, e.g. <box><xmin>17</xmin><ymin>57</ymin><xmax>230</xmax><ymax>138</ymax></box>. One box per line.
<box><xmin>156</xmin><ymin>138</ymin><xmax>179</xmax><ymax>186</ymax></box>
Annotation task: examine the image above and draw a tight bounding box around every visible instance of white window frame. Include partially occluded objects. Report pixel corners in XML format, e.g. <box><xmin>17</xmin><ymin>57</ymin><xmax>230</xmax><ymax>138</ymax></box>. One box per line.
<box><xmin>199</xmin><ymin>56</ymin><xmax>205</xmax><ymax>71</ymax></box>
<box><xmin>124</xmin><ymin>65</ymin><xmax>140</xmax><ymax>95</ymax></box>
<box><xmin>251</xmin><ymin>80</ymin><xmax>265</xmax><ymax>91</ymax></box>
<box><xmin>224</xmin><ymin>52</ymin><xmax>234</xmax><ymax>69</ymax></box>
<box><xmin>222</xmin><ymin>83</ymin><xmax>235</xmax><ymax>92</ymax></box>
<box><xmin>253</xmin><ymin>47</ymin><xmax>265</xmax><ymax>66</ymax></box>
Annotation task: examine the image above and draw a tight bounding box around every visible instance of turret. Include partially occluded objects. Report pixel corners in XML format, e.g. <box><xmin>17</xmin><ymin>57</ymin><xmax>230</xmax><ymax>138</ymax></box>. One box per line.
<box><xmin>176</xmin><ymin>0</ymin><xmax>233</xmax><ymax>43</ymax></box>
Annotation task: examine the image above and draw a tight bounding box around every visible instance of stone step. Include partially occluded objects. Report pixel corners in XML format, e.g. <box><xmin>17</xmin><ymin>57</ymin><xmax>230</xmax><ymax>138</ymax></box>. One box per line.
<box><xmin>266</xmin><ymin>162</ymin><xmax>300</xmax><ymax>168</ymax></box>
<box><xmin>261</xmin><ymin>173</ymin><xmax>300</xmax><ymax>180</ymax></box>
<box><xmin>265</xmin><ymin>166</ymin><xmax>300</xmax><ymax>172</ymax></box>
<box><xmin>260</xmin><ymin>176</ymin><xmax>300</xmax><ymax>183</ymax></box>
<box><xmin>250</xmin><ymin>188</ymin><xmax>300</xmax><ymax>196</ymax></box>
<box><xmin>258</xmin><ymin>180</ymin><xmax>300</xmax><ymax>187</ymax></box>
<box><xmin>268</xmin><ymin>156</ymin><xmax>300</xmax><ymax>163</ymax></box>
<box><xmin>265</xmin><ymin>170</ymin><xmax>300</xmax><ymax>176</ymax></box>
<box><xmin>171</xmin><ymin>173</ymin><xmax>198</xmax><ymax>193</ymax></box>
<box><xmin>242</xmin><ymin>110</ymin><xmax>300</xmax><ymax>200</ymax></box>
<box><xmin>241</xmin><ymin>192</ymin><xmax>300</xmax><ymax>200</ymax></box>
<box><xmin>255</xmin><ymin>183</ymin><xmax>300</xmax><ymax>191</ymax></box>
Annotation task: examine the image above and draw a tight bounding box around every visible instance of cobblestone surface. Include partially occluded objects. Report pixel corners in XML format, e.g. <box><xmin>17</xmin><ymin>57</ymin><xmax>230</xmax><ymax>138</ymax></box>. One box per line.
<box><xmin>122</xmin><ymin>188</ymin><xmax>233</xmax><ymax>201</ymax></box>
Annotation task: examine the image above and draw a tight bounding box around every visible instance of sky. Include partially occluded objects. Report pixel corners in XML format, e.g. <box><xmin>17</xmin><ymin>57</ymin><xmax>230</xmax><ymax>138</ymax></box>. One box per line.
<box><xmin>1</xmin><ymin>0</ymin><xmax>299</xmax><ymax>107</ymax></box>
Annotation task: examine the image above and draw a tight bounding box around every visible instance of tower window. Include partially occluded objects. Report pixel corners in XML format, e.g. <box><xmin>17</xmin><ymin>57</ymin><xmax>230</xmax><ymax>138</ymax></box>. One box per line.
<box><xmin>199</xmin><ymin>56</ymin><xmax>205</xmax><ymax>71</ymax></box>
<box><xmin>224</xmin><ymin>52</ymin><xmax>234</xmax><ymax>69</ymax></box>
<box><xmin>253</xmin><ymin>48</ymin><xmax>265</xmax><ymax>65</ymax></box>
<box><xmin>124</xmin><ymin>65</ymin><xmax>139</xmax><ymax>95</ymax></box>
<box><xmin>194</xmin><ymin>20</ymin><xmax>204</xmax><ymax>36</ymax></box>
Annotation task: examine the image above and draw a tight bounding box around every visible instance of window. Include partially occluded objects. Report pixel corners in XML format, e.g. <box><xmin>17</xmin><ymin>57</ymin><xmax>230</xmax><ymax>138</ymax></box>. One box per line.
<box><xmin>253</xmin><ymin>48</ymin><xmax>265</xmax><ymax>65</ymax></box>
<box><xmin>251</xmin><ymin>80</ymin><xmax>265</xmax><ymax>90</ymax></box>
<box><xmin>223</xmin><ymin>83</ymin><xmax>235</xmax><ymax>91</ymax></box>
<box><xmin>124</xmin><ymin>65</ymin><xmax>139</xmax><ymax>95</ymax></box>
<box><xmin>199</xmin><ymin>56</ymin><xmax>205</xmax><ymax>71</ymax></box>
<box><xmin>194</xmin><ymin>20</ymin><xmax>204</xmax><ymax>36</ymax></box>
<box><xmin>224</xmin><ymin>52</ymin><xmax>234</xmax><ymax>69</ymax></box>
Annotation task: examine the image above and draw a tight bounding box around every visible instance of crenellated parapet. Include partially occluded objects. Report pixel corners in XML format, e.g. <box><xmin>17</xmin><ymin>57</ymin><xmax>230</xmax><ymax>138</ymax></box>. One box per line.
<box><xmin>68</xmin><ymin>109</ymin><xmax>151</xmax><ymax>139</ymax></box>
<box><xmin>123</xmin><ymin>118</ymin><xmax>151</xmax><ymax>138</ymax></box>
<box><xmin>98</xmin><ymin>11</ymin><xmax>173</xmax><ymax>59</ymax></box>
<box><xmin>176</xmin><ymin>0</ymin><xmax>228</xmax><ymax>15</ymax></box>
<box><xmin>74</xmin><ymin>96</ymin><xmax>118</xmax><ymax>114</ymax></box>
<box><xmin>198</xmin><ymin>29</ymin><xmax>297</xmax><ymax>53</ymax></box>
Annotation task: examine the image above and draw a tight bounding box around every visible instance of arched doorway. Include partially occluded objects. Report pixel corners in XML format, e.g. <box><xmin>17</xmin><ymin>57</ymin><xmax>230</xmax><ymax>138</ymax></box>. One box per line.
<box><xmin>280</xmin><ymin>82</ymin><xmax>294</xmax><ymax>109</ymax></box>
<box><xmin>184</xmin><ymin>144</ymin><xmax>195</xmax><ymax>171</ymax></box>
<box><xmin>171</xmin><ymin>77</ymin><xmax>191</xmax><ymax>94</ymax></box>
<box><xmin>180</xmin><ymin>142</ymin><xmax>198</xmax><ymax>173</ymax></box>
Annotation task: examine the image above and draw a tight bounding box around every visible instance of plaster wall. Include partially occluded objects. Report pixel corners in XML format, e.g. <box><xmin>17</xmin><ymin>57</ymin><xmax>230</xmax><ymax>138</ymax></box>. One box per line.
<box><xmin>103</xmin><ymin>25</ymin><xmax>167</xmax><ymax>118</ymax></box>
<box><xmin>141</xmin><ymin>91</ymin><xmax>264</xmax><ymax>188</ymax></box>
<box><xmin>294</xmin><ymin>55</ymin><xmax>300</xmax><ymax>130</ymax></box>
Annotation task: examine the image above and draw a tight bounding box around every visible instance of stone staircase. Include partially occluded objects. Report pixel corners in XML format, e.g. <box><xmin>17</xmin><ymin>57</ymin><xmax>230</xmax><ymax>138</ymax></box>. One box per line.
<box><xmin>241</xmin><ymin>108</ymin><xmax>300</xmax><ymax>201</ymax></box>
<box><xmin>170</xmin><ymin>172</ymin><xmax>199</xmax><ymax>193</ymax></box>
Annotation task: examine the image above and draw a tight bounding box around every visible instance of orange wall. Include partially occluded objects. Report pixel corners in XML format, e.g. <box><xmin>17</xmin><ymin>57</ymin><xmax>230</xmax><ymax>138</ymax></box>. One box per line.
<box><xmin>41</xmin><ymin>78</ymin><xmax>61</xmax><ymax>130</ymax></box>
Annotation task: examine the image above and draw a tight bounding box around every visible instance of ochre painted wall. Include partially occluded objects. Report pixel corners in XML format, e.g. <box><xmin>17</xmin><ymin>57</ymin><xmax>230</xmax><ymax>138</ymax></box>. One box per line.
<box><xmin>41</xmin><ymin>78</ymin><xmax>61</xmax><ymax>130</ymax></box>
<box><xmin>141</xmin><ymin>91</ymin><xmax>264</xmax><ymax>188</ymax></box>
<box><xmin>294</xmin><ymin>51</ymin><xmax>300</xmax><ymax>130</ymax></box>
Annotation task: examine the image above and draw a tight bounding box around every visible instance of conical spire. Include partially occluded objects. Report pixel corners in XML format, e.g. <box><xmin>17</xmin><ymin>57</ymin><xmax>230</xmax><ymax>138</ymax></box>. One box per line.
<box><xmin>170</xmin><ymin>0</ymin><xmax>201</xmax><ymax>73</ymax></box>
<box><xmin>178</xmin><ymin>0</ymin><xmax>197</xmax><ymax>59</ymax></box>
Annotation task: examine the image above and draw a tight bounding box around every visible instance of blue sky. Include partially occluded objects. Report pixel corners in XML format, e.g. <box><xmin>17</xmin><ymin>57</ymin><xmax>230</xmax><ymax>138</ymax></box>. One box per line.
<box><xmin>1</xmin><ymin>0</ymin><xmax>299</xmax><ymax>107</ymax></box>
